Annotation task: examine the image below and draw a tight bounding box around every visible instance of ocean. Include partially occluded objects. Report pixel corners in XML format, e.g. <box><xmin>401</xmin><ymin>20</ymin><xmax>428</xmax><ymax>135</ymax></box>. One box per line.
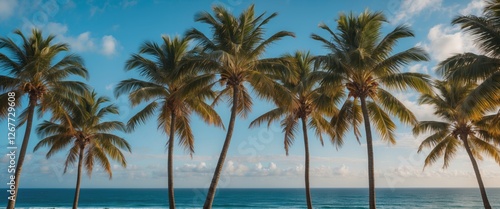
<box><xmin>2</xmin><ymin>188</ymin><xmax>499</xmax><ymax>208</ymax></box>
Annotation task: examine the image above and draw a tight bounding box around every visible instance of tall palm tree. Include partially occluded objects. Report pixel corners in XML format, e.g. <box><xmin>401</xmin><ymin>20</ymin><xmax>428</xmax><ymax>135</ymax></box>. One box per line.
<box><xmin>33</xmin><ymin>90</ymin><xmax>131</xmax><ymax>209</ymax></box>
<box><xmin>311</xmin><ymin>11</ymin><xmax>432</xmax><ymax>208</ymax></box>
<box><xmin>250</xmin><ymin>51</ymin><xmax>342</xmax><ymax>209</ymax></box>
<box><xmin>185</xmin><ymin>5</ymin><xmax>294</xmax><ymax>208</ymax></box>
<box><xmin>0</xmin><ymin>29</ymin><xmax>88</xmax><ymax>209</ymax></box>
<box><xmin>413</xmin><ymin>80</ymin><xmax>500</xmax><ymax>209</ymax></box>
<box><xmin>438</xmin><ymin>0</ymin><xmax>500</xmax><ymax>119</ymax></box>
<box><xmin>114</xmin><ymin>35</ymin><xmax>223</xmax><ymax>209</ymax></box>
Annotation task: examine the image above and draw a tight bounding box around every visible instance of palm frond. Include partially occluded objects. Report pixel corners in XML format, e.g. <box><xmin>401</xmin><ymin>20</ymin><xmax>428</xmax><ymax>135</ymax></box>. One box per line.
<box><xmin>367</xmin><ymin>101</ymin><xmax>396</xmax><ymax>144</ymax></box>
<box><xmin>376</xmin><ymin>88</ymin><xmax>417</xmax><ymax>125</ymax></box>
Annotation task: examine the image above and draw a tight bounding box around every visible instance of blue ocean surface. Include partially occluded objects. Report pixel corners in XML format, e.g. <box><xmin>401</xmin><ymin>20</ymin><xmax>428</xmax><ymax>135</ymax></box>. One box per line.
<box><xmin>2</xmin><ymin>188</ymin><xmax>499</xmax><ymax>208</ymax></box>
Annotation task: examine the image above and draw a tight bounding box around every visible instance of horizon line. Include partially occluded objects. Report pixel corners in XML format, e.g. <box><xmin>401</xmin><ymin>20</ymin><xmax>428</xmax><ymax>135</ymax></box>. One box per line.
<box><xmin>17</xmin><ymin>187</ymin><xmax>500</xmax><ymax>189</ymax></box>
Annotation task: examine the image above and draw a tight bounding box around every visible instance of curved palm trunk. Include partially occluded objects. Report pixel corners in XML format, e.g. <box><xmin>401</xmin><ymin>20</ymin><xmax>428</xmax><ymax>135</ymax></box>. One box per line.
<box><xmin>204</xmin><ymin>86</ymin><xmax>239</xmax><ymax>209</ymax></box>
<box><xmin>462</xmin><ymin>134</ymin><xmax>492</xmax><ymax>209</ymax></box>
<box><xmin>73</xmin><ymin>146</ymin><xmax>85</xmax><ymax>209</ymax></box>
<box><xmin>360</xmin><ymin>96</ymin><xmax>376</xmax><ymax>209</ymax></box>
<box><xmin>301</xmin><ymin>116</ymin><xmax>313</xmax><ymax>209</ymax></box>
<box><xmin>168</xmin><ymin>111</ymin><xmax>177</xmax><ymax>209</ymax></box>
<box><xmin>7</xmin><ymin>96</ymin><xmax>36</xmax><ymax>209</ymax></box>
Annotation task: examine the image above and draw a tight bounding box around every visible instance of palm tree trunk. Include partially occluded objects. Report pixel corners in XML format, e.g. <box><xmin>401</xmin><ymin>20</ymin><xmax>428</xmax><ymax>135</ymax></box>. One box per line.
<box><xmin>7</xmin><ymin>96</ymin><xmax>36</xmax><ymax>209</ymax></box>
<box><xmin>73</xmin><ymin>146</ymin><xmax>85</xmax><ymax>209</ymax></box>
<box><xmin>204</xmin><ymin>86</ymin><xmax>239</xmax><ymax>209</ymax></box>
<box><xmin>462</xmin><ymin>134</ymin><xmax>492</xmax><ymax>209</ymax></box>
<box><xmin>360</xmin><ymin>96</ymin><xmax>376</xmax><ymax>209</ymax></box>
<box><xmin>301</xmin><ymin>116</ymin><xmax>313</xmax><ymax>209</ymax></box>
<box><xmin>168</xmin><ymin>111</ymin><xmax>177</xmax><ymax>209</ymax></box>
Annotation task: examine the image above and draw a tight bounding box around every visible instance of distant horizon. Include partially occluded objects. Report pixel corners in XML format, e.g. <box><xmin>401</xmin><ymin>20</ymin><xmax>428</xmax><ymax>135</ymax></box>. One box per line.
<box><xmin>16</xmin><ymin>187</ymin><xmax>500</xmax><ymax>189</ymax></box>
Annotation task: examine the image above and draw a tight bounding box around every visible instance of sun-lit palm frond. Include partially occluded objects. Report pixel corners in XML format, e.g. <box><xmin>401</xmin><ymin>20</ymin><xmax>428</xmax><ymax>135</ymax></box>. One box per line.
<box><xmin>469</xmin><ymin>136</ymin><xmax>500</xmax><ymax>165</ymax></box>
<box><xmin>234</xmin><ymin>87</ymin><xmax>253</xmax><ymax>118</ymax></box>
<box><xmin>376</xmin><ymin>88</ymin><xmax>417</xmax><ymax>125</ymax></box>
<box><xmin>460</xmin><ymin>73</ymin><xmax>500</xmax><ymax>118</ymax></box>
<box><xmin>367</xmin><ymin>101</ymin><xmax>396</xmax><ymax>144</ymax></box>
<box><xmin>36</xmin><ymin>121</ymin><xmax>71</xmax><ymax>138</ymax></box>
<box><xmin>452</xmin><ymin>15</ymin><xmax>500</xmax><ymax>57</ymax></box>
<box><xmin>175</xmin><ymin>114</ymin><xmax>195</xmax><ymax>154</ymax></box>
<box><xmin>372</xmin><ymin>25</ymin><xmax>415</xmax><ymax>58</ymax></box>
<box><xmin>96</xmin><ymin>138</ymin><xmax>128</xmax><ymax>168</ymax></box>
<box><xmin>33</xmin><ymin>134</ymin><xmax>72</xmax><ymax>153</ymax></box>
<box><xmin>114</xmin><ymin>78</ymin><xmax>166</xmax><ymax>99</ymax></box>
<box><xmin>442</xmin><ymin>137</ymin><xmax>461</xmax><ymax>168</ymax></box>
<box><xmin>423</xmin><ymin>136</ymin><xmax>453</xmax><ymax>168</ymax></box>
<box><xmin>187</xmin><ymin>100</ymin><xmax>224</xmax><ymax>129</ymax></box>
<box><xmin>249</xmin><ymin>107</ymin><xmax>285</xmax><ymax>128</ymax></box>
<box><xmin>93</xmin><ymin>133</ymin><xmax>131</xmax><ymax>152</ymax></box>
<box><xmin>438</xmin><ymin>53</ymin><xmax>500</xmax><ymax>83</ymax></box>
<box><xmin>331</xmin><ymin>99</ymin><xmax>362</xmax><ymax>147</ymax></box>
<box><xmin>378</xmin><ymin>72</ymin><xmax>432</xmax><ymax>94</ymax></box>
<box><xmin>438</xmin><ymin>1</ymin><xmax>500</xmax><ymax>124</ymax></box>
<box><xmin>372</xmin><ymin>48</ymin><xmax>429</xmax><ymax>76</ymax></box>
<box><xmin>282</xmin><ymin>114</ymin><xmax>299</xmax><ymax>155</ymax></box>
<box><xmin>417</xmin><ymin>131</ymin><xmax>448</xmax><ymax>153</ymax></box>
<box><xmin>413</xmin><ymin>121</ymin><xmax>450</xmax><ymax>136</ymax></box>
<box><xmin>93</xmin><ymin>121</ymin><xmax>127</xmax><ymax>133</ymax></box>
<box><xmin>308</xmin><ymin>112</ymin><xmax>335</xmax><ymax>146</ymax></box>
<box><xmin>63</xmin><ymin>145</ymin><xmax>80</xmax><ymax>173</ymax></box>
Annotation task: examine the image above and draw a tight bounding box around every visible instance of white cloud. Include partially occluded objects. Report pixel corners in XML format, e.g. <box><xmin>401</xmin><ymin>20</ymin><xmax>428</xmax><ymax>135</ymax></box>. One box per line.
<box><xmin>333</xmin><ymin>164</ymin><xmax>350</xmax><ymax>176</ymax></box>
<box><xmin>177</xmin><ymin>162</ymin><xmax>210</xmax><ymax>173</ymax></box>
<box><xmin>460</xmin><ymin>0</ymin><xmax>486</xmax><ymax>15</ymax></box>
<box><xmin>421</xmin><ymin>24</ymin><xmax>478</xmax><ymax>61</ymax></box>
<box><xmin>0</xmin><ymin>0</ymin><xmax>18</xmax><ymax>21</ymax></box>
<box><xmin>225</xmin><ymin>160</ymin><xmax>250</xmax><ymax>176</ymax></box>
<box><xmin>121</xmin><ymin>0</ymin><xmax>138</xmax><ymax>8</ymax></box>
<box><xmin>66</xmin><ymin>32</ymin><xmax>96</xmax><ymax>52</ymax></box>
<box><xmin>391</xmin><ymin>0</ymin><xmax>443</xmax><ymax>24</ymax></box>
<box><xmin>105</xmin><ymin>83</ymin><xmax>115</xmax><ymax>91</ymax></box>
<box><xmin>101</xmin><ymin>35</ymin><xmax>119</xmax><ymax>56</ymax></box>
<box><xmin>171</xmin><ymin>159</ymin><xmax>353</xmax><ymax>178</ymax></box>
<box><xmin>45</xmin><ymin>22</ymin><xmax>68</xmax><ymax>35</ymax></box>
<box><xmin>29</xmin><ymin>22</ymin><xmax>121</xmax><ymax>57</ymax></box>
<box><xmin>408</xmin><ymin>64</ymin><xmax>429</xmax><ymax>74</ymax></box>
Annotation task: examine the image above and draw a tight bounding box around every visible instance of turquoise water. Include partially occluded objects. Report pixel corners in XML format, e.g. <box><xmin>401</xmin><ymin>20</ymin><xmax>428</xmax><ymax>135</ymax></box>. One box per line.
<box><xmin>2</xmin><ymin>188</ymin><xmax>499</xmax><ymax>208</ymax></box>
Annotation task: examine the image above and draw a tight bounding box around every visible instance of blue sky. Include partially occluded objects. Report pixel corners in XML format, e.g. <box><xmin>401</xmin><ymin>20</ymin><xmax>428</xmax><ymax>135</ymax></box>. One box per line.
<box><xmin>1</xmin><ymin>0</ymin><xmax>499</xmax><ymax>189</ymax></box>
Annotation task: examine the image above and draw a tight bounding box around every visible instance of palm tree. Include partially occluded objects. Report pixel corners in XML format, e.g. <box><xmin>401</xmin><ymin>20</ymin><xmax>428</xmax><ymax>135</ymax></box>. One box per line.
<box><xmin>114</xmin><ymin>35</ymin><xmax>223</xmax><ymax>209</ymax></box>
<box><xmin>311</xmin><ymin>11</ymin><xmax>432</xmax><ymax>208</ymax></box>
<box><xmin>250</xmin><ymin>51</ymin><xmax>342</xmax><ymax>209</ymax></box>
<box><xmin>437</xmin><ymin>0</ymin><xmax>500</xmax><ymax>119</ymax></box>
<box><xmin>0</xmin><ymin>29</ymin><xmax>88</xmax><ymax>209</ymax></box>
<box><xmin>413</xmin><ymin>80</ymin><xmax>500</xmax><ymax>209</ymax></box>
<box><xmin>185</xmin><ymin>4</ymin><xmax>294</xmax><ymax>208</ymax></box>
<box><xmin>33</xmin><ymin>90</ymin><xmax>131</xmax><ymax>209</ymax></box>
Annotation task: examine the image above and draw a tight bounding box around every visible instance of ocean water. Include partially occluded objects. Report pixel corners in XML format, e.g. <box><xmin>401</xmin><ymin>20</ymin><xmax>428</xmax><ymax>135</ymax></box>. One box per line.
<box><xmin>2</xmin><ymin>188</ymin><xmax>499</xmax><ymax>208</ymax></box>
